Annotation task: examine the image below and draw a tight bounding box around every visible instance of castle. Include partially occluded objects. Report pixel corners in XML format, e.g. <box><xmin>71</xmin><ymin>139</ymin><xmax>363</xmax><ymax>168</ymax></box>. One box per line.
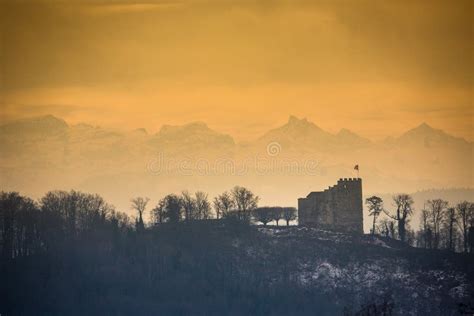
<box><xmin>298</xmin><ymin>178</ymin><xmax>363</xmax><ymax>233</ymax></box>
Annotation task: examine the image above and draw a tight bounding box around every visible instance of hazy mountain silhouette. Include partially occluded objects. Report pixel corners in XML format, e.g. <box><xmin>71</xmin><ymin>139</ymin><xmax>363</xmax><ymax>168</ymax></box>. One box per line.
<box><xmin>0</xmin><ymin>114</ymin><xmax>472</xmax><ymax>219</ymax></box>
<box><xmin>0</xmin><ymin>115</ymin><xmax>68</xmax><ymax>139</ymax></box>
<box><xmin>148</xmin><ymin>121</ymin><xmax>235</xmax><ymax>155</ymax></box>
<box><xmin>132</xmin><ymin>128</ymin><xmax>148</xmax><ymax>135</ymax></box>
<box><xmin>256</xmin><ymin>115</ymin><xmax>371</xmax><ymax>153</ymax></box>
<box><xmin>387</xmin><ymin>122</ymin><xmax>472</xmax><ymax>148</ymax></box>
<box><xmin>337</xmin><ymin>128</ymin><xmax>372</xmax><ymax>147</ymax></box>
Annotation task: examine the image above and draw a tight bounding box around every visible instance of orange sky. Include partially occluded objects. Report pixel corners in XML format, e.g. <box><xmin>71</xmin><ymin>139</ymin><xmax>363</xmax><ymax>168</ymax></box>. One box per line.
<box><xmin>1</xmin><ymin>0</ymin><xmax>473</xmax><ymax>141</ymax></box>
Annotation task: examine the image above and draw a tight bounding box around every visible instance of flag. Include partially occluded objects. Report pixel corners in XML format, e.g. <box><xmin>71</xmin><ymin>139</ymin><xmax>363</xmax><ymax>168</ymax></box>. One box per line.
<box><xmin>354</xmin><ymin>164</ymin><xmax>359</xmax><ymax>171</ymax></box>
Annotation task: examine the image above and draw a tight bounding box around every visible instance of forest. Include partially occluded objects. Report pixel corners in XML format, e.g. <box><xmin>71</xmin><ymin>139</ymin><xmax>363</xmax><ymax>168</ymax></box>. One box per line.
<box><xmin>1</xmin><ymin>188</ymin><xmax>473</xmax><ymax>315</ymax></box>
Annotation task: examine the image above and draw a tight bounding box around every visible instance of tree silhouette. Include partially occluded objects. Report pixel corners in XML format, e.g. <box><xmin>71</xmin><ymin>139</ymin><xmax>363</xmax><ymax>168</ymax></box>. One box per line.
<box><xmin>231</xmin><ymin>186</ymin><xmax>259</xmax><ymax>221</ymax></box>
<box><xmin>163</xmin><ymin>194</ymin><xmax>182</xmax><ymax>223</ymax></box>
<box><xmin>390</xmin><ymin>194</ymin><xmax>414</xmax><ymax>243</ymax></box>
<box><xmin>377</xmin><ymin>218</ymin><xmax>392</xmax><ymax>238</ymax></box>
<box><xmin>365</xmin><ymin>196</ymin><xmax>384</xmax><ymax>235</ymax></box>
<box><xmin>272</xmin><ymin>207</ymin><xmax>283</xmax><ymax>226</ymax></box>
<box><xmin>0</xmin><ymin>192</ymin><xmax>39</xmax><ymax>259</ymax></box>
<box><xmin>418</xmin><ymin>208</ymin><xmax>431</xmax><ymax>248</ymax></box>
<box><xmin>253</xmin><ymin>207</ymin><xmax>274</xmax><ymax>226</ymax></box>
<box><xmin>426</xmin><ymin>199</ymin><xmax>448</xmax><ymax>249</ymax></box>
<box><xmin>195</xmin><ymin>191</ymin><xmax>211</xmax><ymax>220</ymax></box>
<box><xmin>151</xmin><ymin>199</ymin><xmax>166</xmax><ymax>224</ymax></box>
<box><xmin>444</xmin><ymin>207</ymin><xmax>457</xmax><ymax>251</ymax></box>
<box><xmin>282</xmin><ymin>207</ymin><xmax>297</xmax><ymax>226</ymax></box>
<box><xmin>131</xmin><ymin>197</ymin><xmax>150</xmax><ymax>231</ymax></box>
<box><xmin>455</xmin><ymin>201</ymin><xmax>473</xmax><ymax>253</ymax></box>
<box><xmin>181</xmin><ymin>191</ymin><xmax>196</xmax><ymax>222</ymax></box>
<box><xmin>213</xmin><ymin>191</ymin><xmax>235</xmax><ymax>219</ymax></box>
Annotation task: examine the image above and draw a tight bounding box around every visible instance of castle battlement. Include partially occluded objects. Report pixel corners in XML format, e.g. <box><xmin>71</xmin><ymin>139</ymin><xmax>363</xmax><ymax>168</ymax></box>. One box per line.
<box><xmin>298</xmin><ymin>179</ymin><xmax>363</xmax><ymax>233</ymax></box>
<box><xmin>337</xmin><ymin>177</ymin><xmax>361</xmax><ymax>183</ymax></box>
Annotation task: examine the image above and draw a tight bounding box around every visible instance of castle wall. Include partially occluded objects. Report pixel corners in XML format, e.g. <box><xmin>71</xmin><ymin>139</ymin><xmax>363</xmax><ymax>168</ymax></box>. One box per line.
<box><xmin>298</xmin><ymin>178</ymin><xmax>363</xmax><ymax>233</ymax></box>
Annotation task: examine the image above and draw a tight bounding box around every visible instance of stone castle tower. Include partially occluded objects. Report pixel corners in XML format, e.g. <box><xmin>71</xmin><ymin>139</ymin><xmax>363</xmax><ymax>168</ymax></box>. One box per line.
<box><xmin>298</xmin><ymin>178</ymin><xmax>363</xmax><ymax>233</ymax></box>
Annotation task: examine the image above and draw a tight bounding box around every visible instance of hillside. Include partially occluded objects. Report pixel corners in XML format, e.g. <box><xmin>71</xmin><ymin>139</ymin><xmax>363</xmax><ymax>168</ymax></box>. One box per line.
<box><xmin>257</xmin><ymin>226</ymin><xmax>473</xmax><ymax>315</ymax></box>
<box><xmin>3</xmin><ymin>221</ymin><xmax>472</xmax><ymax>315</ymax></box>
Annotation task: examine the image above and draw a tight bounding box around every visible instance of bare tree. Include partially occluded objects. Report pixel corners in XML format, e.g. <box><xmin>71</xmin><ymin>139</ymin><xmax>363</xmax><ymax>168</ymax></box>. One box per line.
<box><xmin>444</xmin><ymin>207</ymin><xmax>457</xmax><ymax>251</ymax></box>
<box><xmin>389</xmin><ymin>194</ymin><xmax>414</xmax><ymax>243</ymax></box>
<box><xmin>1</xmin><ymin>192</ymin><xmax>40</xmax><ymax>259</ymax></box>
<box><xmin>40</xmin><ymin>190</ymin><xmax>113</xmax><ymax>236</ymax></box>
<box><xmin>131</xmin><ymin>197</ymin><xmax>149</xmax><ymax>231</ymax></box>
<box><xmin>455</xmin><ymin>201</ymin><xmax>473</xmax><ymax>253</ymax></box>
<box><xmin>271</xmin><ymin>208</ymin><xmax>283</xmax><ymax>226</ymax></box>
<box><xmin>195</xmin><ymin>191</ymin><xmax>211</xmax><ymax>220</ymax></box>
<box><xmin>388</xmin><ymin>221</ymin><xmax>396</xmax><ymax>239</ymax></box>
<box><xmin>231</xmin><ymin>186</ymin><xmax>259</xmax><ymax>221</ymax></box>
<box><xmin>181</xmin><ymin>191</ymin><xmax>196</xmax><ymax>222</ymax></box>
<box><xmin>419</xmin><ymin>208</ymin><xmax>431</xmax><ymax>248</ymax></box>
<box><xmin>282</xmin><ymin>207</ymin><xmax>297</xmax><ymax>226</ymax></box>
<box><xmin>426</xmin><ymin>199</ymin><xmax>448</xmax><ymax>249</ymax></box>
<box><xmin>1</xmin><ymin>192</ymin><xmax>21</xmax><ymax>259</ymax></box>
<box><xmin>151</xmin><ymin>199</ymin><xmax>166</xmax><ymax>225</ymax></box>
<box><xmin>110</xmin><ymin>209</ymin><xmax>132</xmax><ymax>232</ymax></box>
<box><xmin>252</xmin><ymin>207</ymin><xmax>274</xmax><ymax>226</ymax></box>
<box><xmin>213</xmin><ymin>191</ymin><xmax>235</xmax><ymax>219</ymax></box>
<box><xmin>59</xmin><ymin>190</ymin><xmax>81</xmax><ymax>236</ymax></box>
<box><xmin>163</xmin><ymin>194</ymin><xmax>182</xmax><ymax>223</ymax></box>
<box><xmin>377</xmin><ymin>218</ymin><xmax>391</xmax><ymax>238</ymax></box>
<box><xmin>365</xmin><ymin>196</ymin><xmax>384</xmax><ymax>235</ymax></box>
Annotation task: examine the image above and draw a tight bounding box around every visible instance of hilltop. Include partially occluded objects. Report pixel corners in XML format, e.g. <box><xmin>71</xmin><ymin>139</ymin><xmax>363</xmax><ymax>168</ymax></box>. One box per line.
<box><xmin>3</xmin><ymin>220</ymin><xmax>472</xmax><ymax>315</ymax></box>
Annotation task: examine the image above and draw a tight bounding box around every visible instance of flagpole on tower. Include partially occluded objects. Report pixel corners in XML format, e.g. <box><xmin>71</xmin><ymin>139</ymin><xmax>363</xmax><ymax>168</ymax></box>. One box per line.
<box><xmin>354</xmin><ymin>164</ymin><xmax>359</xmax><ymax>178</ymax></box>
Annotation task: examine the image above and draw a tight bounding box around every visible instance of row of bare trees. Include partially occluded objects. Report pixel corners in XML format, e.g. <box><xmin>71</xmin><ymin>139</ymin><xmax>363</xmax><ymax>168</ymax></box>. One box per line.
<box><xmin>366</xmin><ymin>194</ymin><xmax>414</xmax><ymax>243</ymax></box>
<box><xmin>366</xmin><ymin>194</ymin><xmax>474</xmax><ymax>253</ymax></box>
<box><xmin>1</xmin><ymin>186</ymin><xmax>263</xmax><ymax>260</ymax></box>
<box><xmin>0</xmin><ymin>190</ymin><xmax>132</xmax><ymax>260</ymax></box>
<box><xmin>129</xmin><ymin>186</ymin><xmax>260</xmax><ymax>227</ymax></box>
<box><xmin>418</xmin><ymin>200</ymin><xmax>473</xmax><ymax>252</ymax></box>
<box><xmin>252</xmin><ymin>207</ymin><xmax>297</xmax><ymax>226</ymax></box>
<box><xmin>132</xmin><ymin>187</ymin><xmax>298</xmax><ymax>227</ymax></box>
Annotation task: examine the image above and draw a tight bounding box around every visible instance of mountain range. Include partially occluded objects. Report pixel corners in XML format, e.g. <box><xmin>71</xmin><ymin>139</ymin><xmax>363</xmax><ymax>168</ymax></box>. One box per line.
<box><xmin>0</xmin><ymin>114</ymin><xmax>472</xmax><ymax>224</ymax></box>
<box><xmin>1</xmin><ymin>114</ymin><xmax>470</xmax><ymax>153</ymax></box>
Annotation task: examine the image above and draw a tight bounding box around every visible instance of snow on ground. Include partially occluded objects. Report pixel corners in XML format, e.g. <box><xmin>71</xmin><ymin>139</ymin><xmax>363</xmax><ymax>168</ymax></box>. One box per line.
<box><xmin>297</xmin><ymin>258</ymin><xmax>470</xmax><ymax>303</ymax></box>
<box><xmin>364</xmin><ymin>237</ymin><xmax>392</xmax><ymax>248</ymax></box>
<box><xmin>298</xmin><ymin>261</ymin><xmax>342</xmax><ymax>288</ymax></box>
<box><xmin>253</xmin><ymin>226</ymin><xmax>472</xmax><ymax>314</ymax></box>
<box><xmin>257</xmin><ymin>226</ymin><xmax>352</xmax><ymax>243</ymax></box>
